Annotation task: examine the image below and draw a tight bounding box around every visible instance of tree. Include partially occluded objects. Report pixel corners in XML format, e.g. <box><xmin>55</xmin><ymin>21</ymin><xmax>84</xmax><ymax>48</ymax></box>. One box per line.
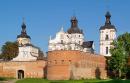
<box><xmin>1</xmin><ymin>41</ymin><xmax>18</xmax><ymax>61</ymax></box>
<box><xmin>118</xmin><ymin>32</ymin><xmax>130</xmax><ymax>55</ymax></box>
<box><xmin>108</xmin><ymin>32</ymin><xmax>130</xmax><ymax>79</ymax></box>
<box><xmin>37</xmin><ymin>48</ymin><xmax>45</xmax><ymax>60</ymax></box>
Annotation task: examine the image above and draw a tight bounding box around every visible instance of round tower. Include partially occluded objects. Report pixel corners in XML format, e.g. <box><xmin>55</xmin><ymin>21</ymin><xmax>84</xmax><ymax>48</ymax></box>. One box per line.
<box><xmin>47</xmin><ymin>50</ymin><xmax>81</xmax><ymax>80</ymax></box>
<box><xmin>99</xmin><ymin>11</ymin><xmax>116</xmax><ymax>56</ymax></box>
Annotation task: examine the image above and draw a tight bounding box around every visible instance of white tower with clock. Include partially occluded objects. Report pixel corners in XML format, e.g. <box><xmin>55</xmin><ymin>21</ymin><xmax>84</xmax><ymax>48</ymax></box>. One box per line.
<box><xmin>12</xmin><ymin>21</ymin><xmax>39</xmax><ymax>61</ymax></box>
<box><xmin>99</xmin><ymin>11</ymin><xmax>116</xmax><ymax>56</ymax></box>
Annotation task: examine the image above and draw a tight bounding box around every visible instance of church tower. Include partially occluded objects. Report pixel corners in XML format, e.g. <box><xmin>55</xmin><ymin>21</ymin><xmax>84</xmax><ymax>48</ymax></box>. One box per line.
<box><xmin>99</xmin><ymin>11</ymin><xmax>116</xmax><ymax>56</ymax></box>
<box><xmin>17</xmin><ymin>21</ymin><xmax>31</xmax><ymax>46</ymax></box>
<box><xmin>13</xmin><ymin>20</ymin><xmax>39</xmax><ymax>61</ymax></box>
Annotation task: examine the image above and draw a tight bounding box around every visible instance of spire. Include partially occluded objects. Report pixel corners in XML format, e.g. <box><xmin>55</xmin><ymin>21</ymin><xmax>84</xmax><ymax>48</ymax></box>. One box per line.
<box><xmin>67</xmin><ymin>16</ymin><xmax>83</xmax><ymax>34</ymax></box>
<box><xmin>100</xmin><ymin>11</ymin><xmax>116</xmax><ymax>31</ymax></box>
<box><xmin>21</xmin><ymin>18</ymin><xmax>27</xmax><ymax>35</ymax></box>
<box><xmin>17</xmin><ymin>18</ymin><xmax>31</xmax><ymax>39</ymax></box>
<box><xmin>71</xmin><ymin>16</ymin><xmax>78</xmax><ymax>28</ymax></box>
<box><xmin>105</xmin><ymin>11</ymin><xmax>111</xmax><ymax>25</ymax></box>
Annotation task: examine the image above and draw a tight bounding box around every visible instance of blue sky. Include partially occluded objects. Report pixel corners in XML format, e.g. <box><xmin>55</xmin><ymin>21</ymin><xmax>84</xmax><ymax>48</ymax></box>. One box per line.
<box><xmin>0</xmin><ymin>0</ymin><xmax>130</xmax><ymax>53</ymax></box>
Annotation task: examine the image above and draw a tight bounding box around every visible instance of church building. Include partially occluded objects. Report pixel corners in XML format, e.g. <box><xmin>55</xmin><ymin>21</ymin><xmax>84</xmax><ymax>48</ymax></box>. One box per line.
<box><xmin>49</xmin><ymin>16</ymin><xmax>94</xmax><ymax>53</ymax></box>
<box><xmin>0</xmin><ymin>11</ymin><xmax>117</xmax><ymax>80</ymax></box>
<box><xmin>13</xmin><ymin>21</ymin><xmax>39</xmax><ymax>61</ymax></box>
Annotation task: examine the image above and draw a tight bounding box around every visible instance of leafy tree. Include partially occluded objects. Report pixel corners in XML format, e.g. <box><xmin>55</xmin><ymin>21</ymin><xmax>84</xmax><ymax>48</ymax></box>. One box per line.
<box><xmin>37</xmin><ymin>48</ymin><xmax>45</xmax><ymax>60</ymax></box>
<box><xmin>108</xmin><ymin>32</ymin><xmax>130</xmax><ymax>79</ymax></box>
<box><xmin>1</xmin><ymin>41</ymin><xmax>18</xmax><ymax>61</ymax></box>
<box><xmin>118</xmin><ymin>32</ymin><xmax>130</xmax><ymax>55</ymax></box>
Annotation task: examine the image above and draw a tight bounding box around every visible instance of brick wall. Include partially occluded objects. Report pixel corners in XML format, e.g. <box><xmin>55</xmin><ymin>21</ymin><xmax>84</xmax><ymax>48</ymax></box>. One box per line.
<box><xmin>0</xmin><ymin>60</ymin><xmax>46</xmax><ymax>78</ymax></box>
<box><xmin>47</xmin><ymin>50</ymin><xmax>107</xmax><ymax>80</ymax></box>
<box><xmin>0</xmin><ymin>50</ymin><xmax>107</xmax><ymax>80</ymax></box>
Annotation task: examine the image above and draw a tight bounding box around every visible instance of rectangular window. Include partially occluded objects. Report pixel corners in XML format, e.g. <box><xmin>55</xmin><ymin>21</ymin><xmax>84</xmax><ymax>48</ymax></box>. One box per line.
<box><xmin>61</xmin><ymin>40</ymin><xmax>63</xmax><ymax>44</ymax></box>
<box><xmin>79</xmin><ymin>41</ymin><xmax>80</xmax><ymax>44</ymax></box>
<box><xmin>106</xmin><ymin>47</ymin><xmax>108</xmax><ymax>54</ymax></box>
<box><xmin>105</xmin><ymin>35</ymin><xmax>109</xmax><ymax>40</ymax></box>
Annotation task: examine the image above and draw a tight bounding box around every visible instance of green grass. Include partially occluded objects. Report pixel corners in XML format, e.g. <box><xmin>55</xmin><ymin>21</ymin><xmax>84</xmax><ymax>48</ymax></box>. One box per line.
<box><xmin>0</xmin><ymin>77</ymin><xmax>14</xmax><ymax>81</ymax></box>
<box><xmin>0</xmin><ymin>77</ymin><xmax>7</xmax><ymax>81</ymax></box>
<box><xmin>15</xmin><ymin>78</ymin><xmax>130</xmax><ymax>83</ymax></box>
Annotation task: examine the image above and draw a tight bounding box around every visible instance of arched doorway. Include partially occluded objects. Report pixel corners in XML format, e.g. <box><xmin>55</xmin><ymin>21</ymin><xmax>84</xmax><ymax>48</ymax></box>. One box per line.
<box><xmin>18</xmin><ymin>70</ymin><xmax>24</xmax><ymax>79</ymax></box>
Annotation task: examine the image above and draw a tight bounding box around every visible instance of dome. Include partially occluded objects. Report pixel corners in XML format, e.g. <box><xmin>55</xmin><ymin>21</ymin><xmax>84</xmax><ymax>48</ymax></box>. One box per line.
<box><xmin>100</xmin><ymin>24</ymin><xmax>116</xmax><ymax>31</ymax></box>
<box><xmin>17</xmin><ymin>22</ymin><xmax>31</xmax><ymax>39</ymax></box>
<box><xmin>67</xmin><ymin>16</ymin><xmax>83</xmax><ymax>34</ymax></box>
<box><xmin>100</xmin><ymin>11</ymin><xmax>116</xmax><ymax>31</ymax></box>
<box><xmin>67</xmin><ymin>27</ymin><xmax>83</xmax><ymax>34</ymax></box>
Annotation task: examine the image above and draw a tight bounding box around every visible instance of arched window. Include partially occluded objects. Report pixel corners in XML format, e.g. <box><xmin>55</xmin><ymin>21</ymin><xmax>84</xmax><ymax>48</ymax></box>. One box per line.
<box><xmin>106</xmin><ymin>47</ymin><xmax>108</xmax><ymax>54</ymax></box>
<box><xmin>105</xmin><ymin>35</ymin><xmax>109</xmax><ymax>40</ymax></box>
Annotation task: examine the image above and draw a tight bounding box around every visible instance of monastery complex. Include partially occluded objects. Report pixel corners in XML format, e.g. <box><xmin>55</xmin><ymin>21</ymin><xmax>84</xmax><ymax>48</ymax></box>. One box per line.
<box><xmin>0</xmin><ymin>11</ymin><xmax>117</xmax><ymax>80</ymax></box>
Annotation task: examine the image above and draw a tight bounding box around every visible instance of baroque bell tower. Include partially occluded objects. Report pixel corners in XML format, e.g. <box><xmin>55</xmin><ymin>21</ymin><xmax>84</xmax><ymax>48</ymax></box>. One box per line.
<box><xmin>17</xmin><ymin>19</ymin><xmax>31</xmax><ymax>46</ymax></box>
<box><xmin>99</xmin><ymin>11</ymin><xmax>116</xmax><ymax>56</ymax></box>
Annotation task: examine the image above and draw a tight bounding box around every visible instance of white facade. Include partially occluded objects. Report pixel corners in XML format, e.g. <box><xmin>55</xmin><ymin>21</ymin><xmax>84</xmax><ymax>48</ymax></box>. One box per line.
<box><xmin>100</xmin><ymin>29</ymin><xmax>116</xmax><ymax>56</ymax></box>
<box><xmin>12</xmin><ymin>22</ymin><xmax>39</xmax><ymax>61</ymax></box>
<box><xmin>12</xmin><ymin>46</ymin><xmax>38</xmax><ymax>61</ymax></box>
<box><xmin>17</xmin><ymin>37</ymin><xmax>31</xmax><ymax>46</ymax></box>
<box><xmin>99</xmin><ymin>11</ymin><xmax>117</xmax><ymax>56</ymax></box>
<box><xmin>48</xmin><ymin>16</ymin><xmax>94</xmax><ymax>53</ymax></box>
<box><xmin>48</xmin><ymin>27</ymin><xmax>84</xmax><ymax>51</ymax></box>
<box><xmin>48</xmin><ymin>27</ymin><xmax>94</xmax><ymax>53</ymax></box>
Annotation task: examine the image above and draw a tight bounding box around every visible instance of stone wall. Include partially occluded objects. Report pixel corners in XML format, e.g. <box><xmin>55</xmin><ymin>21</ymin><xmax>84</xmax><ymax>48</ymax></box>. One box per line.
<box><xmin>0</xmin><ymin>60</ymin><xmax>46</xmax><ymax>78</ymax></box>
<box><xmin>47</xmin><ymin>50</ymin><xmax>107</xmax><ymax>80</ymax></box>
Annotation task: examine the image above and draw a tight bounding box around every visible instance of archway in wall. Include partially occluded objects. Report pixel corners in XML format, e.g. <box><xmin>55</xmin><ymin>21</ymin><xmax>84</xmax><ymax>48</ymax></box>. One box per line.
<box><xmin>17</xmin><ymin>70</ymin><xmax>24</xmax><ymax>79</ymax></box>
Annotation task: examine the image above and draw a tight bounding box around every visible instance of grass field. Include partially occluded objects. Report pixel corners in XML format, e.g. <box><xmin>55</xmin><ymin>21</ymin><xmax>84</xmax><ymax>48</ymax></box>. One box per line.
<box><xmin>0</xmin><ymin>77</ymin><xmax>7</xmax><ymax>81</ymax></box>
<box><xmin>0</xmin><ymin>77</ymin><xmax>14</xmax><ymax>81</ymax></box>
<box><xmin>16</xmin><ymin>78</ymin><xmax>130</xmax><ymax>83</ymax></box>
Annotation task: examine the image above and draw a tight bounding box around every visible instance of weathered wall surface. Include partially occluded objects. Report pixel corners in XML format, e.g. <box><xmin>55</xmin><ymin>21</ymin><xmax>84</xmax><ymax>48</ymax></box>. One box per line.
<box><xmin>0</xmin><ymin>60</ymin><xmax>46</xmax><ymax>78</ymax></box>
<box><xmin>47</xmin><ymin>50</ymin><xmax>107</xmax><ymax>80</ymax></box>
<box><xmin>0</xmin><ymin>50</ymin><xmax>107</xmax><ymax>80</ymax></box>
